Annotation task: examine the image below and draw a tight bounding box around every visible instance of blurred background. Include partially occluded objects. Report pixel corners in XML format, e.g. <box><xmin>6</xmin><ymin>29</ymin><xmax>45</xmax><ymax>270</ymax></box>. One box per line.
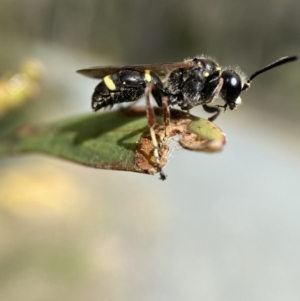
<box><xmin>0</xmin><ymin>0</ymin><xmax>300</xmax><ymax>300</ymax></box>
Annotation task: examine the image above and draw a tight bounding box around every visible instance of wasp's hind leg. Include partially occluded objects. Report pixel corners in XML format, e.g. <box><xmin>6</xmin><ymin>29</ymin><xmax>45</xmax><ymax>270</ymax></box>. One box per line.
<box><xmin>145</xmin><ymin>83</ymin><xmax>167</xmax><ymax>180</ymax></box>
<box><xmin>149</xmin><ymin>83</ymin><xmax>170</xmax><ymax>144</ymax></box>
<box><xmin>161</xmin><ymin>96</ymin><xmax>171</xmax><ymax>143</ymax></box>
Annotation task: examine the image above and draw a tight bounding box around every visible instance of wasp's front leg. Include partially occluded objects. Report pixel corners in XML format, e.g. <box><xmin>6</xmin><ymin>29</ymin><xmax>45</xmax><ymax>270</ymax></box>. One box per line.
<box><xmin>203</xmin><ymin>104</ymin><xmax>222</xmax><ymax>122</ymax></box>
<box><xmin>203</xmin><ymin>77</ymin><xmax>224</xmax><ymax>122</ymax></box>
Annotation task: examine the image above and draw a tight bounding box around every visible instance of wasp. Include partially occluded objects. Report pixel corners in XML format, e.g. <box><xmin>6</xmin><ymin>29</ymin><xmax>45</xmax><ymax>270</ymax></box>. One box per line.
<box><xmin>77</xmin><ymin>54</ymin><xmax>298</xmax><ymax>180</ymax></box>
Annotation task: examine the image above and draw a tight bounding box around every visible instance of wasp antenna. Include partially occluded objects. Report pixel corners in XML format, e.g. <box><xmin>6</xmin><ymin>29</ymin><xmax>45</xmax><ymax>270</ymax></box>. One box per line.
<box><xmin>249</xmin><ymin>55</ymin><xmax>298</xmax><ymax>81</ymax></box>
<box><xmin>242</xmin><ymin>55</ymin><xmax>298</xmax><ymax>91</ymax></box>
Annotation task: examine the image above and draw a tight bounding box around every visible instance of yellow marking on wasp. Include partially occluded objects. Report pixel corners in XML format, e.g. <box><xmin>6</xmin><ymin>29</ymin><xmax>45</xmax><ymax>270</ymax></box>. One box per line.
<box><xmin>103</xmin><ymin>75</ymin><xmax>116</xmax><ymax>90</ymax></box>
<box><xmin>244</xmin><ymin>82</ymin><xmax>251</xmax><ymax>88</ymax></box>
<box><xmin>203</xmin><ymin>71</ymin><xmax>210</xmax><ymax>77</ymax></box>
<box><xmin>144</xmin><ymin>70</ymin><xmax>152</xmax><ymax>82</ymax></box>
<box><xmin>216</xmin><ymin>66</ymin><xmax>221</xmax><ymax>71</ymax></box>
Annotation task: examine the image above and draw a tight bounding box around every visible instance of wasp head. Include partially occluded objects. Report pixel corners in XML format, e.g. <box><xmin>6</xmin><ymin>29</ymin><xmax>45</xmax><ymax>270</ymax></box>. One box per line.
<box><xmin>219</xmin><ymin>55</ymin><xmax>298</xmax><ymax>111</ymax></box>
<box><xmin>220</xmin><ymin>70</ymin><xmax>243</xmax><ymax>110</ymax></box>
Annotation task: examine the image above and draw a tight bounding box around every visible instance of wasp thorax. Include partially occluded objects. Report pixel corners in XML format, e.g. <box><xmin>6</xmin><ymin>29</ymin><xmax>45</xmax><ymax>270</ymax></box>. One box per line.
<box><xmin>220</xmin><ymin>70</ymin><xmax>242</xmax><ymax>109</ymax></box>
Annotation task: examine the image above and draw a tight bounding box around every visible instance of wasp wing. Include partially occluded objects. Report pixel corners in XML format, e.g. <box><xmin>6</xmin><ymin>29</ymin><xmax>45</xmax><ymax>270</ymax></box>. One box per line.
<box><xmin>77</xmin><ymin>61</ymin><xmax>193</xmax><ymax>79</ymax></box>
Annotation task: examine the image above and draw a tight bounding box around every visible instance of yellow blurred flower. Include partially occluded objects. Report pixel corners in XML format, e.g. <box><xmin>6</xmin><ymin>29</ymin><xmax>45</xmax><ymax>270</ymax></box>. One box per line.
<box><xmin>0</xmin><ymin>59</ymin><xmax>43</xmax><ymax>117</ymax></box>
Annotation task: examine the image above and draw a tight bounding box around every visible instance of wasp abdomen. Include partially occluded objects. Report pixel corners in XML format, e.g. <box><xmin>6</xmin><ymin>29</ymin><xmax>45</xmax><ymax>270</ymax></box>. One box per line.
<box><xmin>92</xmin><ymin>69</ymin><xmax>163</xmax><ymax>111</ymax></box>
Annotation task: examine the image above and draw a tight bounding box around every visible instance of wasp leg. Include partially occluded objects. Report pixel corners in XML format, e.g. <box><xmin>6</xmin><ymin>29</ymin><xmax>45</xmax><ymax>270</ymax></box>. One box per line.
<box><xmin>203</xmin><ymin>77</ymin><xmax>224</xmax><ymax>122</ymax></box>
<box><xmin>161</xmin><ymin>96</ymin><xmax>170</xmax><ymax>143</ymax></box>
<box><xmin>150</xmin><ymin>83</ymin><xmax>171</xmax><ymax>143</ymax></box>
<box><xmin>145</xmin><ymin>83</ymin><xmax>167</xmax><ymax>180</ymax></box>
<box><xmin>203</xmin><ymin>104</ymin><xmax>221</xmax><ymax>122</ymax></box>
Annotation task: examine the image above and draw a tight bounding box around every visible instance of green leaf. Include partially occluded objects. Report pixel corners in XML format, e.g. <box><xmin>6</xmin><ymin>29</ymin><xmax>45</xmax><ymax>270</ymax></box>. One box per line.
<box><xmin>0</xmin><ymin>107</ymin><xmax>226</xmax><ymax>176</ymax></box>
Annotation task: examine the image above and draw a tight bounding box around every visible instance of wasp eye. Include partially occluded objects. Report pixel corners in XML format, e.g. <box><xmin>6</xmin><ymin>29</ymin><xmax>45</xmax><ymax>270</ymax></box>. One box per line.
<box><xmin>220</xmin><ymin>70</ymin><xmax>242</xmax><ymax>108</ymax></box>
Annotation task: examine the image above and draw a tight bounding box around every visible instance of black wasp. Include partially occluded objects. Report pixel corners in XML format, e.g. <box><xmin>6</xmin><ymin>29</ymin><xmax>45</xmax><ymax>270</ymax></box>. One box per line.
<box><xmin>77</xmin><ymin>54</ymin><xmax>298</xmax><ymax>180</ymax></box>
